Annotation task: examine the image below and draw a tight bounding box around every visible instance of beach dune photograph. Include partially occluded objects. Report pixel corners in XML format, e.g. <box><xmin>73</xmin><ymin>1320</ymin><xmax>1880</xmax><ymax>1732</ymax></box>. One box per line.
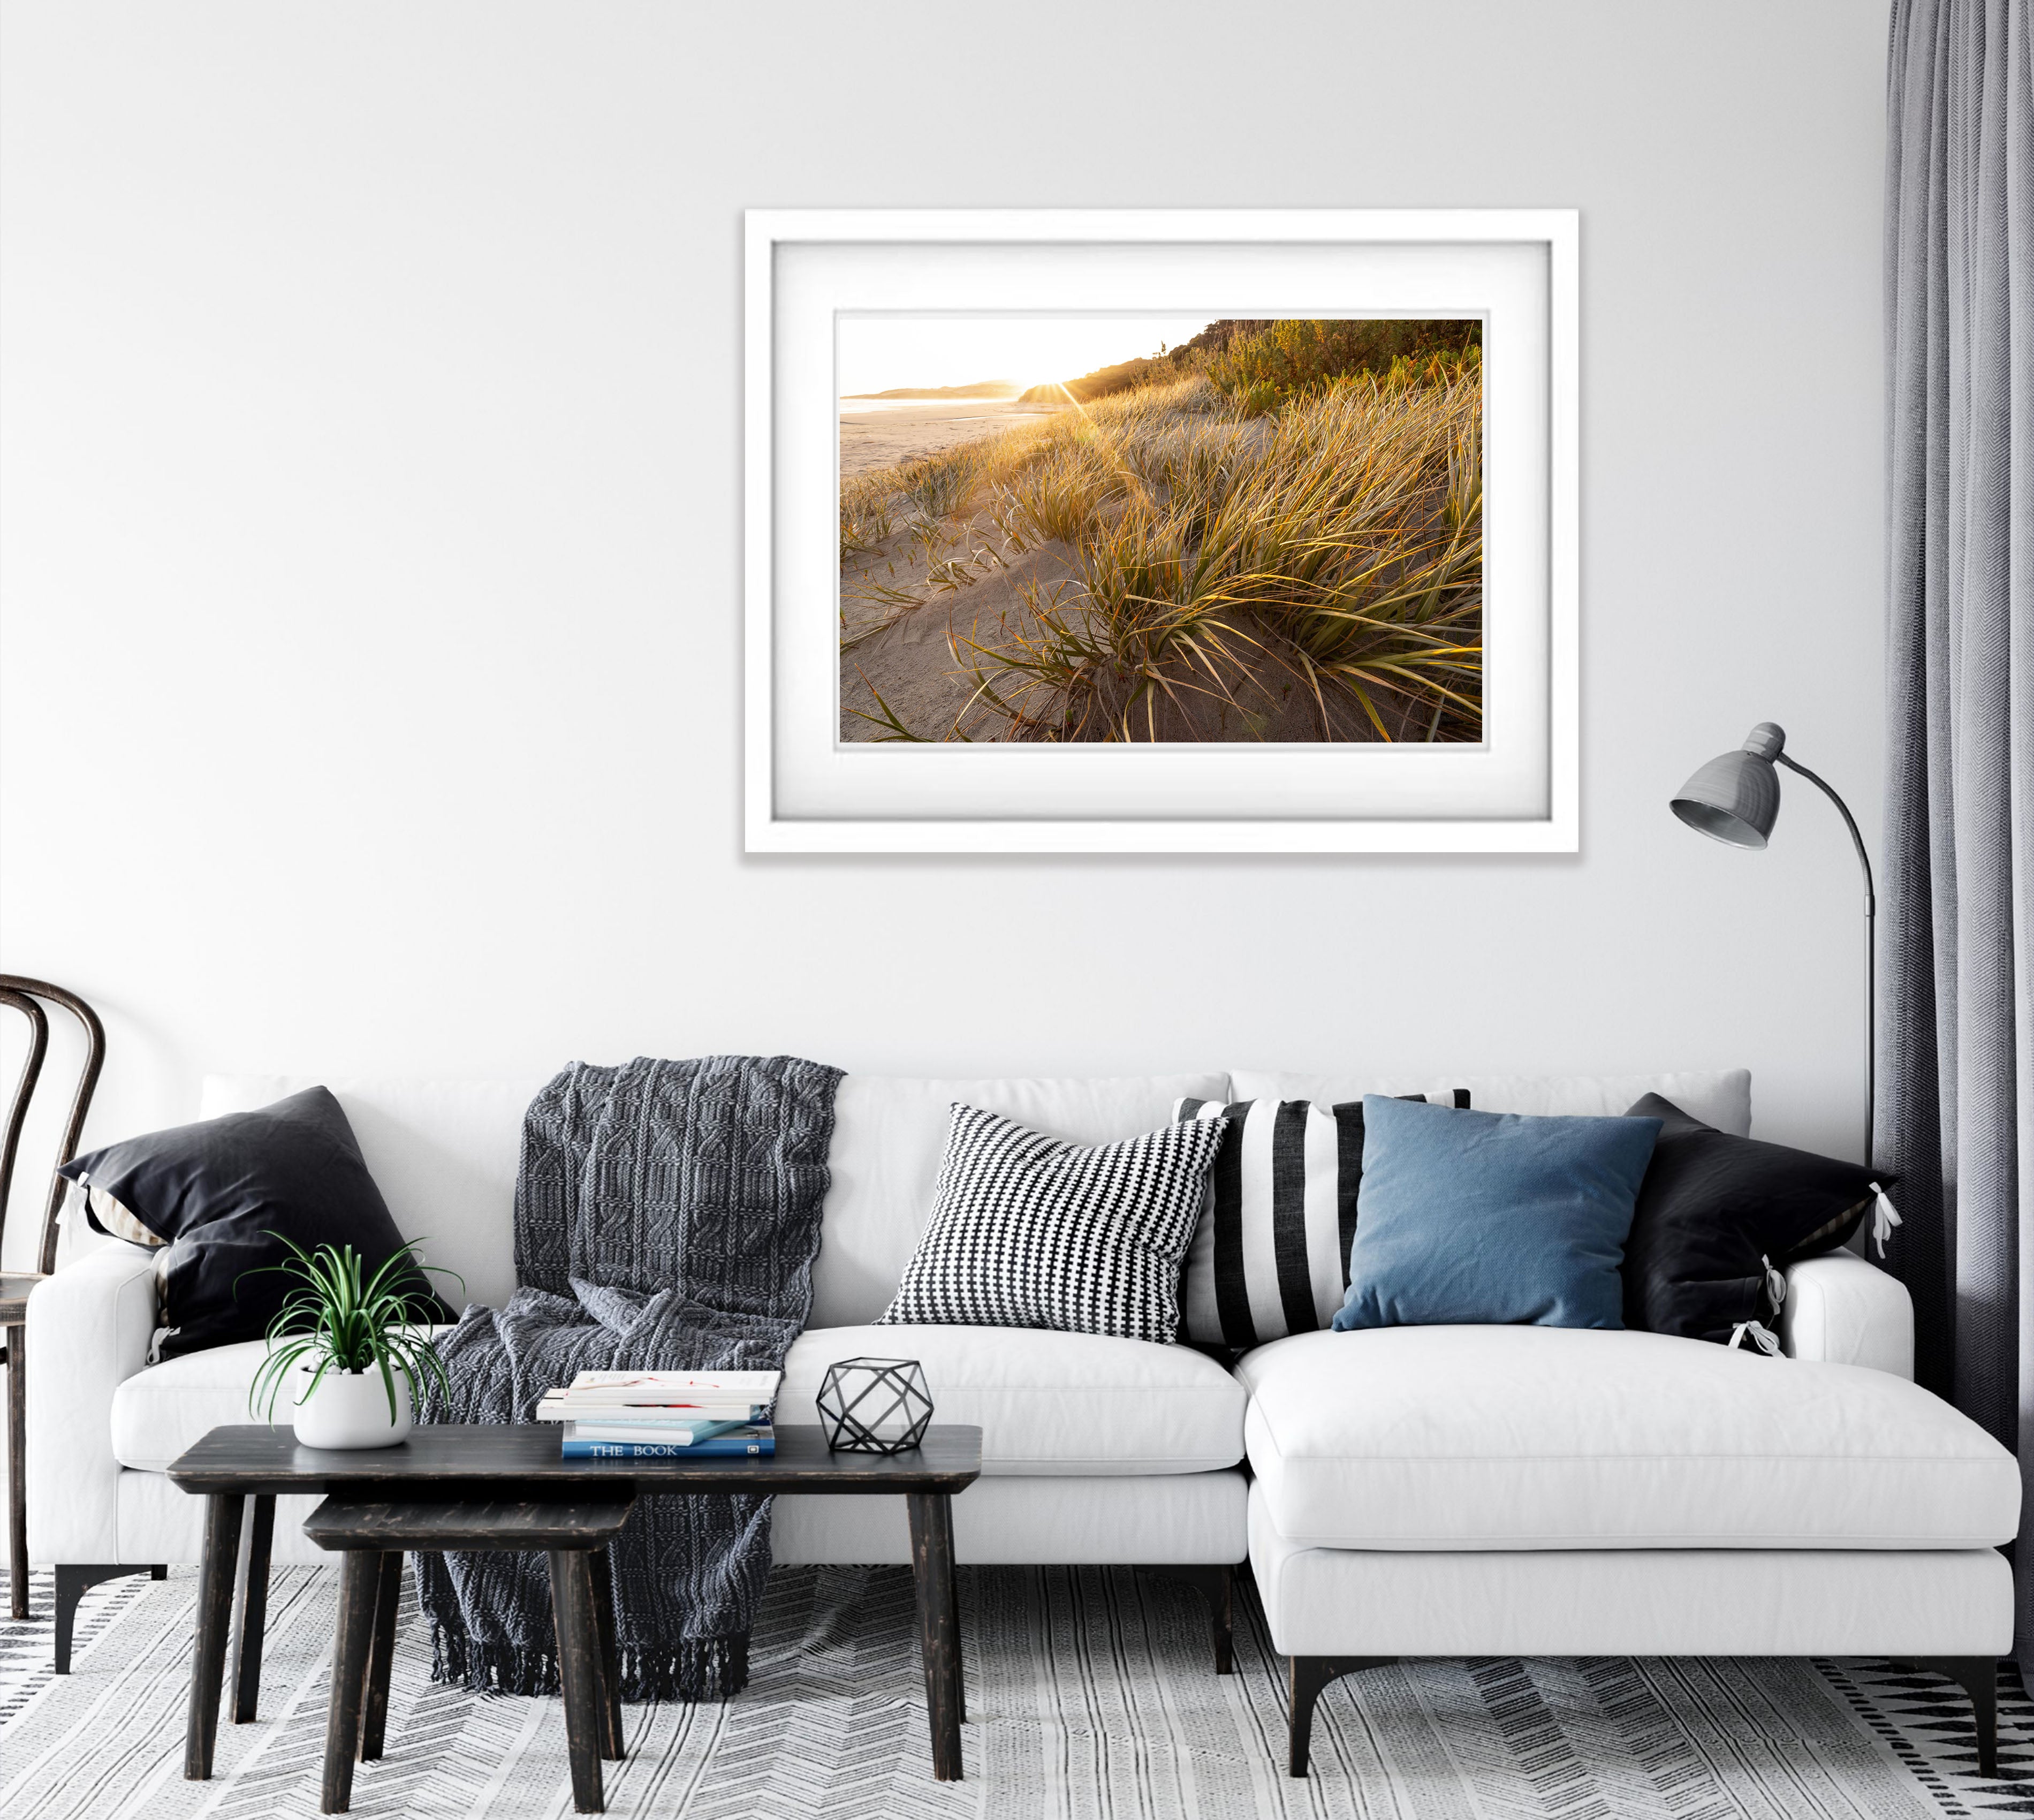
<box><xmin>838</xmin><ymin>314</ymin><xmax>1484</xmax><ymax>745</ymax></box>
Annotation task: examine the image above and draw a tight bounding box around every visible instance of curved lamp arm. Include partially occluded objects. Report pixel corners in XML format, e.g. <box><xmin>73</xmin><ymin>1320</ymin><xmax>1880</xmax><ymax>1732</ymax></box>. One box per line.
<box><xmin>1773</xmin><ymin>754</ymin><xmax>1877</xmax><ymax>1167</ymax></box>
<box><xmin>1775</xmin><ymin>753</ymin><xmax>1876</xmax><ymax>907</ymax></box>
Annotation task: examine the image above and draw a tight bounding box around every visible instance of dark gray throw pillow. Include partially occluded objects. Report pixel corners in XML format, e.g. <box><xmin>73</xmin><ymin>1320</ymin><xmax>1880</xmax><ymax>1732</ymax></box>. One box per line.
<box><xmin>1620</xmin><ymin>1092</ymin><xmax>1891</xmax><ymax>1349</ymax></box>
<box><xmin>59</xmin><ymin>1086</ymin><xmax>453</xmax><ymax>1359</ymax></box>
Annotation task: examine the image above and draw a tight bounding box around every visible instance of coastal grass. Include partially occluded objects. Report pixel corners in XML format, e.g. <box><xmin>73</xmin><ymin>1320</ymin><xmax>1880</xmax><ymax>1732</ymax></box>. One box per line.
<box><xmin>839</xmin><ymin>355</ymin><xmax>1483</xmax><ymax>742</ymax></box>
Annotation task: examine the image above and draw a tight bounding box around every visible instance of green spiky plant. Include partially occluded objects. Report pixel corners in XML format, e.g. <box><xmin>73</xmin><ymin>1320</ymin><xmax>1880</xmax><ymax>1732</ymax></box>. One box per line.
<box><xmin>242</xmin><ymin>1237</ymin><xmax>464</xmax><ymax>1425</ymax></box>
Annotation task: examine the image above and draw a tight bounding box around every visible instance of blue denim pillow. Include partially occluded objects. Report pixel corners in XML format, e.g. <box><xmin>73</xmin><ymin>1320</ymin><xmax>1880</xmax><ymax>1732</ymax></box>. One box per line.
<box><xmin>1332</xmin><ymin>1095</ymin><xmax>1663</xmax><ymax>1332</ymax></box>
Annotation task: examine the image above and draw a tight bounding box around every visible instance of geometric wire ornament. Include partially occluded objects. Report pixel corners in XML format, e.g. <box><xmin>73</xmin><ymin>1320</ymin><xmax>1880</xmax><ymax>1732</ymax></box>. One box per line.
<box><xmin>815</xmin><ymin>1356</ymin><xmax>933</xmax><ymax>1455</ymax></box>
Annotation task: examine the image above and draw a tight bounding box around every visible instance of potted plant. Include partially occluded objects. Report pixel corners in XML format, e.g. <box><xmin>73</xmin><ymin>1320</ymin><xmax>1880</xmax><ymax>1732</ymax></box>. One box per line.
<box><xmin>244</xmin><ymin>1237</ymin><xmax>462</xmax><ymax>1450</ymax></box>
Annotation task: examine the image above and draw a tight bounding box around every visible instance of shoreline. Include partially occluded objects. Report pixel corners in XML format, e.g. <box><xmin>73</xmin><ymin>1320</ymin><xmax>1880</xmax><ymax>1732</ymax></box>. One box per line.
<box><xmin>839</xmin><ymin>397</ymin><xmax>1066</xmax><ymax>479</ymax></box>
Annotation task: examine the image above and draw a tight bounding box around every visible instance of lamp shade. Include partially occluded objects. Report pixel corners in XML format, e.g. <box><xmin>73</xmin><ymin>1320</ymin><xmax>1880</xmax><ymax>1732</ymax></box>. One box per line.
<box><xmin>1670</xmin><ymin>722</ymin><xmax>1786</xmax><ymax>848</ymax></box>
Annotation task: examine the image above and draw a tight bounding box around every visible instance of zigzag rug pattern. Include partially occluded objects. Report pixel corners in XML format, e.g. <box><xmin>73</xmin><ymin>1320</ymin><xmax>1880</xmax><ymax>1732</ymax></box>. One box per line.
<box><xmin>0</xmin><ymin>1563</ymin><xmax>2025</xmax><ymax>1818</ymax></box>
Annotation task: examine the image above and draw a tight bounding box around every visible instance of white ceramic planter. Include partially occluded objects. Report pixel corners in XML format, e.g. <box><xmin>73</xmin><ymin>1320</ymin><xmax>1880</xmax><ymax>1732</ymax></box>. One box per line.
<box><xmin>290</xmin><ymin>1361</ymin><xmax>414</xmax><ymax>1450</ymax></box>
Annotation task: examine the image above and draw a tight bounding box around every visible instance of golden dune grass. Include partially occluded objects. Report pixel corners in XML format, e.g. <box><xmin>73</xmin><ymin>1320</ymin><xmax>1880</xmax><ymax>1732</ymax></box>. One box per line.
<box><xmin>840</xmin><ymin>359</ymin><xmax>1482</xmax><ymax>744</ymax></box>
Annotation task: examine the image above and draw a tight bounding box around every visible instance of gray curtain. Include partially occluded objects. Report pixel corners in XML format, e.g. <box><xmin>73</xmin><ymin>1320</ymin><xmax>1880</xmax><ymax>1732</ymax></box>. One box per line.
<box><xmin>1882</xmin><ymin>0</ymin><xmax>2034</xmax><ymax>1650</ymax></box>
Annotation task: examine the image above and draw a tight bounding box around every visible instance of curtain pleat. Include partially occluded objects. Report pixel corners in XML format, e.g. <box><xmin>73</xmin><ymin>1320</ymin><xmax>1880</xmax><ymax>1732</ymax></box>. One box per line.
<box><xmin>1883</xmin><ymin>0</ymin><xmax>2034</xmax><ymax>1653</ymax></box>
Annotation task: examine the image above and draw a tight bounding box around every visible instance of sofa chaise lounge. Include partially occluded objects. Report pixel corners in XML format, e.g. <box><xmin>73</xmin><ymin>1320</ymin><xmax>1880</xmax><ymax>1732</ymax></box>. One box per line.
<box><xmin>25</xmin><ymin>1065</ymin><xmax>2018</xmax><ymax>1774</ymax></box>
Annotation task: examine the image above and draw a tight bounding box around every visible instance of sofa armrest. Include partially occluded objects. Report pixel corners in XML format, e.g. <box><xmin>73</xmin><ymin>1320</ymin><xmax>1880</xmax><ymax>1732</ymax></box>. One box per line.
<box><xmin>25</xmin><ymin>1241</ymin><xmax>158</xmax><ymax>1563</ymax></box>
<box><xmin>1779</xmin><ymin>1249</ymin><xmax>1914</xmax><ymax>1378</ymax></box>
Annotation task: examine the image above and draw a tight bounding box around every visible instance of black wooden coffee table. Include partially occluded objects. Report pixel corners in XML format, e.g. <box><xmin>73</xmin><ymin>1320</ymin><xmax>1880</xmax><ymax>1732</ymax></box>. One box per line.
<box><xmin>167</xmin><ymin>1423</ymin><xmax>983</xmax><ymax>1797</ymax></box>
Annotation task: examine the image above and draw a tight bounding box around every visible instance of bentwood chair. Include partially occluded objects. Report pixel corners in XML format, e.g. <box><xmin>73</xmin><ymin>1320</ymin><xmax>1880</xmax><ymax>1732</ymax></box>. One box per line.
<box><xmin>1</xmin><ymin>976</ymin><xmax>105</xmax><ymax>1620</ymax></box>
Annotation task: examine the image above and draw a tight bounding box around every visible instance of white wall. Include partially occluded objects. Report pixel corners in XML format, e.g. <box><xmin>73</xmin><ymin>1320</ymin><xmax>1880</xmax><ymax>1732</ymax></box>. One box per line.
<box><xmin>0</xmin><ymin>1</ymin><xmax>1889</xmax><ymax>1260</ymax></box>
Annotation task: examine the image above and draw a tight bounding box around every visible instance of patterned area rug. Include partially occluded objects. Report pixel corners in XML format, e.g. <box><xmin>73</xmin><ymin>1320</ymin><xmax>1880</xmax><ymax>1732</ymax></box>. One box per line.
<box><xmin>2</xmin><ymin>1563</ymin><xmax>2029</xmax><ymax>1818</ymax></box>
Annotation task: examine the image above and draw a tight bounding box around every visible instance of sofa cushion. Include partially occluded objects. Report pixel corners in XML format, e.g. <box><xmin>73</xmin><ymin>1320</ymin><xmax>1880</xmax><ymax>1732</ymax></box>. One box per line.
<box><xmin>1229</xmin><ymin>1070</ymin><xmax>1751</xmax><ymax>1136</ymax></box>
<box><xmin>811</xmin><ymin>1074</ymin><xmax>1228</xmax><ymax>1328</ymax></box>
<box><xmin>113</xmin><ymin>1321</ymin><xmax>1248</xmax><ymax>1478</ymax></box>
<box><xmin>203</xmin><ymin>1075</ymin><xmax>545</xmax><ymax>1310</ymax></box>
<box><xmin>112</xmin><ymin>1322</ymin><xmax>460</xmax><ymax>1472</ymax></box>
<box><xmin>65</xmin><ymin>1087</ymin><xmax>453</xmax><ymax>1360</ymax></box>
<box><xmin>780</xmin><ymin>1325</ymin><xmax>1245</xmax><ymax>1475</ymax></box>
<box><xmin>1239</xmin><ymin>1325</ymin><xmax>2020</xmax><ymax>1549</ymax></box>
<box><xmin>1172</xmin><ymin>1092</ymin><xmax>1460</xmax><ymax>1349</ymax></box>
<box><xmin>1333</xmin><ymin>1097</ymin><xmax>1661</xmax><ymax>1332</ymax></box>
<box><xmin>875</xmin><ymin>1105</ymin><xmax>1225</xmax><ymax>1342</ymax></box>
<box><xmin>1622</xmin><ymin>1091</ymin><xmax>1888</xmax><ymax>1346</ymax></box>
<box><xmin>112</xmin><ymin>1338</ymin><xmax>280</xmax><ymax>1471</ymax></box>
<box><xmin>203</xmin><ymin>1073</ymin><xmax>1233</xmax><ymax>1332</ymax></box>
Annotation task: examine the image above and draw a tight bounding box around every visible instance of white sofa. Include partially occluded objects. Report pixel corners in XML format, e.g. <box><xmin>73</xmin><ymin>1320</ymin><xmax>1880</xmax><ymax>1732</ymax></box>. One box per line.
<box><xmin>24</xmin><ymin>1065</ymin><xmax>2017</xmax><ymax>1775</ymax></box>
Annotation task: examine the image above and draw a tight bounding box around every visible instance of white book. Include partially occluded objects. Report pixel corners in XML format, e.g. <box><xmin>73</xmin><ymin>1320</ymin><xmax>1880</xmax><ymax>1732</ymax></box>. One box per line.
<box><xmin>562</xmin><ymin>1369</ymin><xmax>781</xmax><ymax>1404</ymax></box>
<box><xmin>535</xmin><ymin>1404</ymin><xmax>770</xmax><ymax>1425</ymax></box>
<box><xmin>569</xmin><ymin>1422</ymin><xmax>708</xmax><ymax>1446</ymax></box>
<box><xmin>535</xmin><ymin>1395</ymin><xmax>773</xmax><ymax>1423</ymax></box>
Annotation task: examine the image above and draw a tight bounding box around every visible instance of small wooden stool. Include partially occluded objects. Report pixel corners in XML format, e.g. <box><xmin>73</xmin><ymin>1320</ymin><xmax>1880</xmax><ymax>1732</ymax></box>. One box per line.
<box><xmin>302</xmin><ymin>1495</ymin><xmax>632</xmax><ymax>1815</ymax></box>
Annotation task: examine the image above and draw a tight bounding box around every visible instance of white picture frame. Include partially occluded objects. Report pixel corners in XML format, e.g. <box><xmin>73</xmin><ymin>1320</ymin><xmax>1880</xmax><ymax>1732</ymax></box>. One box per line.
<box><xmin>745</xmin><ymin>208</ymin><xmax>1577</xmax><ymax>854</ymax></box>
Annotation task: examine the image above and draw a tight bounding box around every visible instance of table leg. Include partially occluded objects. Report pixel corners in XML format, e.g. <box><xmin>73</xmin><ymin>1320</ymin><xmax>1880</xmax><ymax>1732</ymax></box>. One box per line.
<box><xmin>320</xmin><ymin>1551</ymin><xmax>381</xmax><ymax>1813</ymax></box>
<box><xmin>6</xmin><ymin>1323</ymin><xmax>27</xmax><ymax>1621</ymax></box>
<box><xmin>906</xmin><ymin>1491</ymin><xmax>963</xmax><ymax>1781</ymax></box>
<box><xmin>185</xmin><ymin>1492</ymin><xmax>245</xmax><ymax>1780</ymax></box>
<box><xmin>588</xmin><ymin>1544</ymin><xmax>625</xmax><ymax>1760</ymax></box>
<box><xmin>230</xmin><ymin>1495</ymin><xmax>276</xmax><ymax>1722</ymax></box>
<box><xmin>548</xmin><ymin>1550</ymin><xmax>606</xmax><ymax>1813</ymax></box>
<box><xmin>947</xmin><ymin>1537</ymin><xmax>964</xmax><ymax>1724</ymax></box>
<box><xmin>360</xmin><ymin>1552</ymin><xmax>403</xmax><ymax>1762</ymax></box>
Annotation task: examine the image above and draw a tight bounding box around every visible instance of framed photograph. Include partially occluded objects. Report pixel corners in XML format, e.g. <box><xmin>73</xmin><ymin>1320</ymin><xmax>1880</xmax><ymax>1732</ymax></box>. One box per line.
<box><xmin>745</xmin><ymin>209</ymin><xmax>1576</xmax><ymax>853</ymax></box>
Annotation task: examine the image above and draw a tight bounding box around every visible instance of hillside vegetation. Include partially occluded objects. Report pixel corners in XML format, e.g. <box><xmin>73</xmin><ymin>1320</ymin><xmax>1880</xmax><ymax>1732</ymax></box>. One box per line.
<box><xmin>1020</xmin><ymin>318</ymin><xmax>1481</xmax><ymax>408</ymax></box>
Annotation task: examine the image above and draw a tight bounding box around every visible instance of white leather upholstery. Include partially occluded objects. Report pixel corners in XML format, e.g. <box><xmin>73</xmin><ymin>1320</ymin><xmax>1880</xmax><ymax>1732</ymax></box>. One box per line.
<box><xmin>1248</xmin><ymin>1485</ymin><xmax>2014</xmax><ymax>1657</ymax></box>
<box><xmin>810</xmin><ymin>1073</ymin><xmax>1227</xmax><ymax>1326</ymax></box>
<box><xmin>1781</xmin><ymin>1248</ymin><xmax>1916</xmax><ymax>1377</ymax></box>
<box><xmin>773</xmin><ymin>1470</ymin><xmax>1248</xmax><ymax>1565</ymax></box>
<box><xmin>1228</xmin><ymin>1068</ymin><xmax>1752</xmax><ymax>1135</ymax></box>
<box><xmin>780</xmin><ymin>1325</ymin><xmax>1245</xmax><ymax>1475</ymax></box>
<box><xmin>26</xmin><ymin>1241</ymin><xmax>158</xmax><ymax>1561</ymax></box>
<box><xmin>1239</xmin><ymin>1325</ymin><xmax>2020</xmax><ymax>1550</ymax></box>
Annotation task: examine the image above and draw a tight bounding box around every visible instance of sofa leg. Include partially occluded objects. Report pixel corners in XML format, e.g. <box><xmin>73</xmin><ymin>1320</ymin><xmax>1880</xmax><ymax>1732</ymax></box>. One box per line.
<box><xmin>1905</xmin><ymin>1657</ymin><xmax>2000</xmax><ymax>1778</ymax></box>
<box><xmin>1288</xmin><ymin>1655</ymin><xmax>1396</xmax><ymax>1777</ymax></box>
<box><xmin>54</xmin><ymin>1564</ymin><xmax>156</xmax><ymax>1673</ymax></box>
<box><xmin>1135</xmin><ymin>1565</ymin><xmax>1235</xmax><ymax>1674</ymax></box>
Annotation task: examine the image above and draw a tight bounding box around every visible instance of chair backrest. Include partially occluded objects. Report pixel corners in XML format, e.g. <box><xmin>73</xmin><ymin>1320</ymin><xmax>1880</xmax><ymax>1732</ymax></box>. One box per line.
<box><xmin>0</xmin><ymin>976</ymin><xmax>105</xmax><ymax>1275</ymax></box>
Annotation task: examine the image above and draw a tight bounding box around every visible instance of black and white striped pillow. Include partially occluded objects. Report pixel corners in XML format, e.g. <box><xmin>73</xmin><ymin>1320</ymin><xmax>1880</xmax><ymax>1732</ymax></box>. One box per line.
<box><xmin>1173</xmin><ymin>1091</ymin><xmax>1470</xmax><ymax>1349</ymax></box>
<box><xmin>877</xmin><ymin>1103</ymin><xmax>1229</xmax><ymax>1343</ymax></box>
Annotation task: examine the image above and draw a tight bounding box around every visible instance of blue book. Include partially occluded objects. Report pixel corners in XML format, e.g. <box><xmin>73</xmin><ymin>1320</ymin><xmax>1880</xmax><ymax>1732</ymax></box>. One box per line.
<box><xmin>560</xmin><ymin>1435</ymin><xmax>775</xmax><ymax>1459</ymax></box>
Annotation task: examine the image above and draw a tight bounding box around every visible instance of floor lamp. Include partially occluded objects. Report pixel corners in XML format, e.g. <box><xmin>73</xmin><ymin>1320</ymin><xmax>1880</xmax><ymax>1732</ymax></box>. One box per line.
<box><xmin>1669</xmin><ymin>721</ymin><xmax>1877</xmax><ymax>1169</ymax></box>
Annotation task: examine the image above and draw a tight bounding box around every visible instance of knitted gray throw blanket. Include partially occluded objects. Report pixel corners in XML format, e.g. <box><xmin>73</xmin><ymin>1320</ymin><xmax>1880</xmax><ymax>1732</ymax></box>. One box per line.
<box><xmin>416</xmin><ymin>1053</ymin><xmax>841</xmax><ymax>1701</ymax></box>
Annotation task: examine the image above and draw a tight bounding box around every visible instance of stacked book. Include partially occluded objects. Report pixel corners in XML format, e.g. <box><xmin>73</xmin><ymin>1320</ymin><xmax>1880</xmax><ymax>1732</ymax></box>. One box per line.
<box><xmin>537</xmin><ymin>1369</ymin><xmax>780</xmax><ymax>1458</ymax></box>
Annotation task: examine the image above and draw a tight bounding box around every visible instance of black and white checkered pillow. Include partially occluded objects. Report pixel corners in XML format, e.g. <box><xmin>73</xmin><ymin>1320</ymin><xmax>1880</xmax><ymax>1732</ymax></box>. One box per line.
<box><xmin>1173</xmin><ymin>1090</ymin><xmax>1470</xmax><ymax>1349</ymax></box>
<box><xmin>876</xmin><ymin>1103</ymin><xmax>1229</xmax><ymax>1343</ymax></box>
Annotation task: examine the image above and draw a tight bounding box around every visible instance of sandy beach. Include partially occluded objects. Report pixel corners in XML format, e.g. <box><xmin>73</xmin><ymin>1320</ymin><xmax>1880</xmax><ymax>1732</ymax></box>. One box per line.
<box><xmin>838</xmin><ymin>397</ymin><xmax>1067</xmax><ymax>479</ymax></box>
